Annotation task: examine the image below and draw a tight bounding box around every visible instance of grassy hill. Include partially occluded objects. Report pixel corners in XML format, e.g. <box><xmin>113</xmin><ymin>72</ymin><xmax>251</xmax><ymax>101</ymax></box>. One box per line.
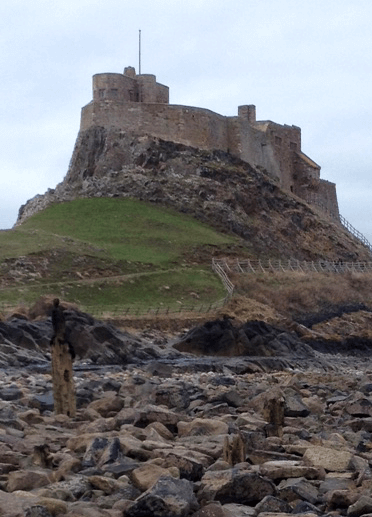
<box><xmin>0</xmin><ymin>197</ymin><xmax>245</xmax><ymax>315</ymax></box>
<box><xmin>3</xmin><ymin>196</ymin><xmax>372</xmax><ymax>332</ymax></box>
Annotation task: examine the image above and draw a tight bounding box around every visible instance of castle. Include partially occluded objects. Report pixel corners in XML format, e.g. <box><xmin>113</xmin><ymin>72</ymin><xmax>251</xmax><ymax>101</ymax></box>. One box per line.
<box><xmin>80</xmin><ymin>66</ymin><xmax>339</xmax><ymax>219</ymax></box>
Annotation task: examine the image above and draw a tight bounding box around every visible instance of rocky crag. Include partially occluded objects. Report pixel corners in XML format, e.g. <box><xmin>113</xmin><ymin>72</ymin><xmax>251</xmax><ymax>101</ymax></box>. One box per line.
<box><xmin>1</xmin><ymin>298</ymin><xmax>372</xmax><ymax>515</ymax></box>
<box><xmin>17</xmin><ymin>129</ymin><xmax>371</xmax><ymax>262</ymax></box>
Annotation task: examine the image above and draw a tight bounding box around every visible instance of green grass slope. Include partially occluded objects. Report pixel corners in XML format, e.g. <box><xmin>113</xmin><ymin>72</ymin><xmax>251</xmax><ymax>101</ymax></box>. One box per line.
<box><xmin>0</xmin><ymin>198</ymin><xmax>243</xmax><ymax>314</ymax></box>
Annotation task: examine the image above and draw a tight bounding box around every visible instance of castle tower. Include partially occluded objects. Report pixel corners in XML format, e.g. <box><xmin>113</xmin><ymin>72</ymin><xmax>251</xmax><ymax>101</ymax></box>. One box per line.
<box><xmin>238</xmin><ymin>105</ymin><xmax>256</xmax><ymax>124</ymax></box>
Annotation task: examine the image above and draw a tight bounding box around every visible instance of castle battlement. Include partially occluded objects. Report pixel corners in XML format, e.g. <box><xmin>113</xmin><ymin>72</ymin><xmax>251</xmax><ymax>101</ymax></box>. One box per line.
<box><xmin>79</xmin><ymin>66</ymin><xmax>339</xmax><ymax>219</ymax></box>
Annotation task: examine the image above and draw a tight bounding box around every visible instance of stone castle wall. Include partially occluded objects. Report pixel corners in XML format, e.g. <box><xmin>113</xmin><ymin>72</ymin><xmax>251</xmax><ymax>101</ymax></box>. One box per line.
<box><xmin>81</xmin><ymin>101</ymin><xmax>230</xmax><ymax>152</ymax></box>
<box><xmin>78</xmin><ymin>67</ymin><xmax>340</xmax><ymax>219</ymax></box>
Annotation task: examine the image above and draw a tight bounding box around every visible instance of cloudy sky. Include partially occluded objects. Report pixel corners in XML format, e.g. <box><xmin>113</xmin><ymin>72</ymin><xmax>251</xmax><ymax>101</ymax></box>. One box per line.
<box><xmin>1</xmin><ymin>0</ymin><xmax>372</xmax><ymax>245</ymax></box>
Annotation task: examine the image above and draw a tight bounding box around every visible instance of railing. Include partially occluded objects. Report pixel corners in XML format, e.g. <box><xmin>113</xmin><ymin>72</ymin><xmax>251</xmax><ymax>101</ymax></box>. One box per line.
<box><xmin>302</xmin><ymin>192</ymin><xmax>371</xmax><ymax>254</ymax></box>
<box><xmin>213</xmin><ymin>258</ymin><xmax>372</xmax><ymax>275</ymax></box>
<box><xmin>212</xmin><ymin>258</ymin><xmax>235</xmax><ymax>296</ymax></box>
<box><xmin>339</xmin><ymin>214</ymin><xmax>372</xmax><ymax>252</ymax></box>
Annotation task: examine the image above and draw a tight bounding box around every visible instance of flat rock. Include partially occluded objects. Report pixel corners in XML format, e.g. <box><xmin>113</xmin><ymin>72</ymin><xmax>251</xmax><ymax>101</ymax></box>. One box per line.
<box><xmin>303</xmin><ymin>446</ymin><xmax>353</xmax><ymax>472</ymax></box>
<box><xmin>260</xmin><ymin>460</ymin><xmax>320</xmax><ymax>480</ymax></box>
<box><xmin>178</xmin><ymin>418</ymin><xmax>229</xmax><ymax>437</ymax></box>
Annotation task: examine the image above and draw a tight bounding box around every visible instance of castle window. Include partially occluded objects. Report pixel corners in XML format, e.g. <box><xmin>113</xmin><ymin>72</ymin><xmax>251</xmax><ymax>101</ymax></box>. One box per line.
<box><xmin>110</xmin><ymin>89</ymin><xmax>118</xmax><ymax>98</ymax></box>
<box><xmin>275</xmin><ymin>136</ymin><xmax>282</xmax><ymax>145</ymax></box>
<box><xmin>99</xmin><ymin>89</ymin><xmax>105</xmax><ymax>99</ymax></box>
<box><xmin>290</xmin><ymin>142</ymin><xmax>297</xmax><ymax>150</ymax></box>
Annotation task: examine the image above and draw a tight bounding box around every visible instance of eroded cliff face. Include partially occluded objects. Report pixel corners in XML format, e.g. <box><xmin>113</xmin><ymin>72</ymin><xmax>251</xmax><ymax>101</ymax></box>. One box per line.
<box><xmin>17</xmin><ymin>127</ymin><xmax>371</xmax><ymax>261</ymax></box>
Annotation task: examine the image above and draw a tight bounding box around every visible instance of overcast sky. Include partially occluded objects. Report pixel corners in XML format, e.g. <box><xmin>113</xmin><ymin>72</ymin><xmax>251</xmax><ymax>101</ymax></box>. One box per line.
<box><xmin>1</xmin><ymin>0</ymin><xmax>372</xmax><ymax>246</ymax></box>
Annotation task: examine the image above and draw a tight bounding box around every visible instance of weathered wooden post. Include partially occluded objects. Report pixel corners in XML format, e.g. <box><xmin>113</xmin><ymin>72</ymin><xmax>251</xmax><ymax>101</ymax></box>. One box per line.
<box><xmin>223</xmin><ymin>432</ymin><xmax>246</xmax><ymax>465</ymax></box>
<box><xmin>50</xmin><ymin>299</ymin><xmax>76</xmax><ymax>417</ymax></box>
<box><xmin>263</xmin><ymin>392</ymin><xmax>285</xmax><ymax>437</ymax></box>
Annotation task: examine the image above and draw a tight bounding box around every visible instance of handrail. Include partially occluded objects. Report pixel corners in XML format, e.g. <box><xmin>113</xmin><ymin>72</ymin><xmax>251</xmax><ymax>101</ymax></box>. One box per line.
<box><xmin>212</xmin><ymin>258</ymin><xmax>235</xmax><ymax>296</ymax></box>
<box><xmin>339</xmin><ymin>214</ymin><xmax>372</xmax><ymax>252</ymax></box>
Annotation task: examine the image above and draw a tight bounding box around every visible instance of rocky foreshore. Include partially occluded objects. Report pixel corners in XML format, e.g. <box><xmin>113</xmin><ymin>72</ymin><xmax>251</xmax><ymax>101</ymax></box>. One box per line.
<box><xmin>1</xmin><ymin>303</ymin><xmax>372</xmax><ymax>516</ymax></box>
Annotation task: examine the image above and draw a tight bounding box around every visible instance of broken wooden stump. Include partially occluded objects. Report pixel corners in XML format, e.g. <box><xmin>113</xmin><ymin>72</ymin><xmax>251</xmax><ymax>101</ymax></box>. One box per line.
<box><xmin>51</xmin><ymin>336</ymin><xmax>76</xmax><ymax>417</ymax></box>
<box><xmin>263</xmin><ymin>393</ymin><xmax>285</xmax><ymax>437</ymax></box>
<box><xmin>223</xmin><ymin>432</ymin><xmax>246</xmax><ymax>465</ymax></box>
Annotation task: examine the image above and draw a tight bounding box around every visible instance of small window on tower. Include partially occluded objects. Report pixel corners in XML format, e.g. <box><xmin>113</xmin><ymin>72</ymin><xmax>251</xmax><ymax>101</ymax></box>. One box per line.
<box><xmin>110</xmin><ymin>89</ymin><xmax>118</xmax><ymax>98</ymax></box>
<box><xmin>98</xmin><ymin>89</ymin><xmax>105</xmax><ymax>99</ymax></box>
<box><xmin>275</xmin><ymin>136</ymin><xmax>282</xmax><ymax>145</ymax></box>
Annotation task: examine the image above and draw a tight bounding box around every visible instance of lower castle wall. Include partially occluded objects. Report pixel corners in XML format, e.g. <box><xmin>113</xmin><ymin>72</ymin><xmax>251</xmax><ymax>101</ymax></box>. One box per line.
<box><xmin>318</xmin><ymin>180</ymin><xmax>339</xmax><ymax>218</ymax></box>
<box><xmin>81</xmin><ymin>101</ymin><xmax>230</xmax><ymax>152</ymax></box>
<box><xmin>236</xmin><ymin>122</ymin><xmax>280</xmax><ymax>183</ymax></box>
<box><xmin>303</xmin><ymin>180</ymin><xmax>339</xmax><ymax>219</ymax></box>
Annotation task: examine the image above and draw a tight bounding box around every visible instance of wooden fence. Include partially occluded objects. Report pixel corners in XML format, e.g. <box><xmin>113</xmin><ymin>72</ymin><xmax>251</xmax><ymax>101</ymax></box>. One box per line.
<box><xmin>80</xmin><ymin>296</ymin><xmax>229</xmax><ymax>318</ymax></box>
<box><xmin>213</xmin><ymin>258</ymin><xmax>372</xmax><ymax>275</ymax></box>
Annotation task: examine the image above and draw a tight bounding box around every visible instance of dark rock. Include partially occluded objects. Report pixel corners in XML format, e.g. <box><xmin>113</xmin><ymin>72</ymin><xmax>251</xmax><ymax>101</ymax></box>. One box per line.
<box><xmin>0</xmin><ymin>386</ymin><xmax>23</xmax><ymax>401</ymax></box>
<box><xmin>211</xmin><ymin>390</ymin><xmax>244</xmax><ymax>408</ymax></box>
<box><xmin>83</xmin><ymin>437</ymin><xmax>112</xmax><ymax>468</ymax></box>
<box><xmin>0</xmin><ymin>307</ymin><xmax>156</xmax><ymax>368</ymax></box>
<box><xmin>161</xmin><ymin>452</ymin><xmax>206</xmax><ymax>482</ymax></box>
<box><xmin>284</xmin><ymin>391</ymin><xmax>310</xmax><ymax>418</ymax></box>
<box><xmin>254</xmin><ymin>495</ymin><xmax>292</xmax><ymax>514</ymax></box>
<box><xmin>292</xmin><ymin>501</ymin><xmax>324</xmax><ymax>514</ymax></box>
<box><xmin>173</xmin><ymin>319</ymin><xmax>315</xmax><ymax>359</ymax></box>
<box><xmin>28</xmin><ymin>393</ymin><xmax>54</xmax><ymax>413</ymax></box>
<box><xmin>199</xmin><ymin>469</ymin><xmax>276</xmax><ymax>505</ymax></box>
<box><xmin>146</xmin><ymin>361</ymin><xmax>174</xmax><ymax>378</ymax></box>
<box><xmin>278</xmin><ymin>477</ymin><xmax>319</xmax><ymax>504</ymax></box>
<box><xmin>25</xmin><ymin>506</ymin><xmax>52</xmax><ymax>517</ymax></box>
<box><xmin>191</xmin><ymin>502</ymin><xmax>232</xmax><ymax>517</ymax></box>
<box><xmin>154</xmin><ymin>384</ymin><xmax>191</xmax><ymax>410</ymax></box>
<box><xmin>125</xmin><ymin>475</ymin><xmax>199</xmax><ymax>517</ymax></box>
<box><xmin>102</xmin><ymin>458</ymin><xmax>141</xmax><ymax>478</ymax></box>
<box><xmin>210</xmin><ymin>376</ymin><xmax>236</xmax><ymax>387</ymax></box>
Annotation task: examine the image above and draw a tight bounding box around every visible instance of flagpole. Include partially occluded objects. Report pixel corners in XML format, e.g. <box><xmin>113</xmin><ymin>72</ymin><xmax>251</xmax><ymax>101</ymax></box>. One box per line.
<box><xmin>139</xmin><ymin>29</ymin><xmax>141</xmax><ymax>75</ymax></box>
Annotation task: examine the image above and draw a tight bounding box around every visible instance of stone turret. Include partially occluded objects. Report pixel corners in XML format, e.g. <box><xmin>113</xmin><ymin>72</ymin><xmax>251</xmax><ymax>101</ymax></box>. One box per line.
<box><xmin>92</xmin><ymin>67</ymin><xmax>169</xmax><ymax>104</ymax></box>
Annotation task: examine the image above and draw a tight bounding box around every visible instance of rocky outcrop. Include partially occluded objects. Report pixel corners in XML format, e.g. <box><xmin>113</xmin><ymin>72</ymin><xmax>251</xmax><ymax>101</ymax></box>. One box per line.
<box><xmin>3</xmin><ymin>302</ymin><xmax>372</xmax><ymax>375</ymax></box>
<box><xmin>173</xmin><ymin>318</ymin><xmax>316</xmax><ymax>358</ymax></box>
<box><xmin>0</xmin><ymin>302</ymin><xmax>163</xmax><ymax>369</ymax></box>
<box><xmin>17</xmin><ymin>129</ymin><xmax>371</xmax><ymax>262</ymax></box>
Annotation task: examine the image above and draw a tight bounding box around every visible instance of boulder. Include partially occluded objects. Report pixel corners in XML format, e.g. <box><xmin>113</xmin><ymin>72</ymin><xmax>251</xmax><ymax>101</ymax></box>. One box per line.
<box><xmin>277</xmin><ymin>477</ymin><xmax>319</xmax><ymax>504</ymax></box>
<box><xmin>303</xmin><ymin>446</ymin><xmax>353</xmax><ymax>472</ymax></box>
<box><xmin>347</xmin><ymin>495</ymin><xmax>372</xmax><ymax>517</ymax></box>
<box><xmin>131</xmin><ymin>463</ymin><xmax>179</xmax><ymax>491</ymax></box>
<box><xmin>178</xmin><ymin>418</ymin><xmax>229</xmax><ymax>438</ymax></box>
<box><xmin>260</xmin><ymin>461</ymin><xmax>320</xmax><ymax>481</ymax></box>
<box><xmin>125</xmin><ymin>475</ymin><xmax>199</xmax><ymax>517</ymax></box>
<box><xmin>199</xmin><ymin>468</ymin><xmax>276</xmax><ymax>505</ymax></box>
<box><xmin>7</xmin><ymin>469</ymin><xmax>51</xmax><ymax>492</ymax></box>
<box><xmin>87</xmin><ymin>395</ymin><xmax>124</xmax><ymax>418</ymax></box>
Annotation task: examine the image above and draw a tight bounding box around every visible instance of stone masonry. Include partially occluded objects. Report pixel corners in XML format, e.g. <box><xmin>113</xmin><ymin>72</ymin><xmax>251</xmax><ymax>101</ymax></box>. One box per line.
<box><xmin>79</xmin><ymin>66</ymin><xmax>339</xmax><ymax>219</ymax></box>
